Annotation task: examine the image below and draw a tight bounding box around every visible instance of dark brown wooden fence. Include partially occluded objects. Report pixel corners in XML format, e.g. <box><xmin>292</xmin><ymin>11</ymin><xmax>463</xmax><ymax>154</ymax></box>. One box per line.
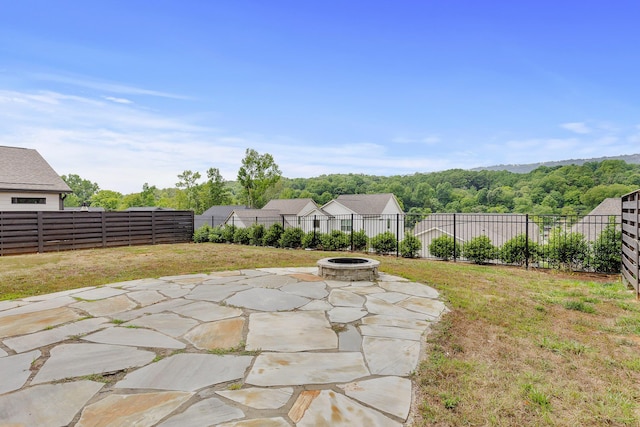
<box><xmin>0</xmin><ymin>210</ymin><xmax>194</xmax><ymax>256</ymax></box>
<box><xmin>622</xmin><ymin>190</ymin><xmax>640</xmax><ymax>297</ymax></box>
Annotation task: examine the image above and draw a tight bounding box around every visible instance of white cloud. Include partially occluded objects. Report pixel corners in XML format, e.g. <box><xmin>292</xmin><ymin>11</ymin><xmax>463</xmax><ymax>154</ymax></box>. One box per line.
<box><xmin>104</xmin><ymin>96</ymin><xmax>133</xmax><ymax>104</ymax></box>
<box><xmin>392</xmin><ymin>135</ymin><xmax>440</xmax><ymax>145</ymax></box>
<box><xmin>561</xmin><ymin>122</ymin><xmax>591</xmax><ymax>134</ymax></box>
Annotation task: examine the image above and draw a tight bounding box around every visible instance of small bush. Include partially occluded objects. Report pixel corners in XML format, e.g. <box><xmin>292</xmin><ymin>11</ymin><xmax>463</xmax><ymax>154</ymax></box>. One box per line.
<box><xmin>321</xmin><ymin>230</ymin><xmax>350</xmax><ymax>251</ymax></box>
<box><xmin>263</xmin><ymin>223</ymin><xmax>284</xmax><ymax>247</ymax></box>
<box><xmin>546</xmin><ymin>229</ymin><xmax>589</xmax><ymax>271</ymax></box>
<box><xmin>193</xmin><ymin>225</ymin><xmax>212</xmax><ymax>243</ymax></box>
<box><xmin>280</xmin><ymin>227</ymin><xmax>304</xmax><ymax>248</ymax></box>
<box><xmin>352</xmin><ymin>229</ymin><xmax>369</xmax><ymax>251</ymax></box>
<box><xmin>302</xmin><ymin>231</ymin><xmax>323</xmax><ymax>249</ymax></box>
<box><xmin>221</xmin><ymin>224</ymin><xmax>236</xmax><ymax>243</ymax></box>
<box><xmin>233</xmin><ymin>227</ymin><xmax>250</xmax><ymax>245</ymax></box>
<box><xmin>591</xmin><ymin>221</ymin><xmax>621</xmax><ymax>273</ymax></box>
<box><xmin>208</xmin><ymin>227</ymin><xmax>224</xmax><ymax>243</ymax></box>
<box><xmin>371</xmin><ymin>231</ymin><xmax>398</xmax><ymax>255</ymax></box>
<box><xmin>429</xmin><ymin>235</ymin><xmax>458</xmax><ymax>260</ymax></box>
<box><xmin>462</xmin><ymin>235</ymin><xmax>497</xmax><ymax>264</ymax></box>
<box><xmin>400</xmin><ymin>232</ymin><xmax>422</xmax><ymax>258</ymax></box>
<box><xmin>247</xmin><ymin>223</ymin><xmax>265</xmax><ymax>246</ymax></box>
<box><xmin>500</xmin><ymin>234</ymin><xmax>540</xmax><ymax>266</ymax></box>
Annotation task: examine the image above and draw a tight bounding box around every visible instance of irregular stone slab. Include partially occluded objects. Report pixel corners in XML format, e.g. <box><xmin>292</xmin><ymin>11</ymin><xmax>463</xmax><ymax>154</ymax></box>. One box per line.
<box><xmin>160</xmin><ymin>273</ymin><xmax>210</xmax><ymax>284</ymax></box>
<box><xmin>208</xmin><ymin>270</ymin><xmax>244</xmax><ymax>278</ymax></box>
<box><xmin>365</xmin><ymin>297</ymin><xmax>431</xmax><ymax>320</ymax></box>
<box><xmin>22</xmin><ymin>286</ymin><xmax>95</xmax><ymax>301</ymax></box>
<box><xmin>343</xmin><ymin>286</ymin><xmax>387</xmax><ymax>295</ymax></box>
<box><xmin>246</xmin><ymin>352</ymin><xmax>369</xmax><ymax>386</ymax></box>
<box><xmin>246</xmin><ymin>311</ymin><xmax>336</xmax><ymax>352</ymax></box>
<box><xmin>340</xmin><ymin>376</ymin><xmax>412</xmax><ymax>420</ymax></box>
<box><xmin>0</xmin><ymin>350</ymin><xmax>40</xmax><ymax>394</ymax></box>
<box><xmin>327</xmin><ymin>307</ymin><xmax>367</xmax><ymax>323</ymax></box>
<box><xmin>123</xmin><ymin>313</ymin><xmax>198</xmax><ymax>337</ymax></box>
<box><xmin>239</xmin><ymin>269</ymin><xmax>273</xmax><ymax>277</ymax></box>
<box><xmin>296</xmin><ymin>390</ymin><xmax>401</xmax><ymax>426</ymax></box>
<box><xmin>0</xmin><ymin>300</ymin><xmax>23</xmax><ymax>311</ymax></box>
<box><xmin>359</xmin><ymin>324</ymin><xmax>424</xmax><ymax>341</ymax></box>
<box><xmin>0</xmin><ymin>348</ymin><xmax>7</xmax><ymax>357</ymax></box>
<box><xmin>4</xmin><ymin>317</ymin><xmax>111</xmax><ymax>353</ymax></box>
<box><xmin>72</xmin><ymin>295</ymin><xmax>137</xmax><ymax>317</ymax></box>
<box><xmin>187</xmin><ymin>282</ymin><xmax>253</xmax><ymax>302</ymax></box>
<box><xmin>72</xmin><ymin>287</ymin><xmax>128</xmax><ymax>300</ymax></box>
<box><xmin>338</xmin><ymin>324</ymin><xmax>363</xmax><ymax>352</ymax></box>
<box><xmin>32</xmin><ymin>343</ymin><xmax>155</xmax><ymax>384</ymax></box>
<box><xmin>201</xmin><ymin>275</ymin><xmax>246</xmax><ymax>285</ymax></box>
<box><xmin>217</xmin><ymin>387</ymin><xmax>293</xmax><ymax>409</ymax></box>
<box><xmin>239</xmin><ymin>274</ymin><xmax>298</xmax><ymax>289</ymax></box>
<box><xmin>288</xmin><ymin>272</ymin><xmax>325</xmax><ymax>282</ymax></box>
<box><xmin>0</xmin><ymin>306</ymin><xmax>81</xmax><ymax>338</ymax></box>
<box><xmin>280</xmin><ymin>282</ymin><xmax>328</xmax><ymax>299</ymax></box>
<box><xmin>106</xmin><ymin>277</ymin><xmax>168</xmax><ymax>289</ymax></box>
<box><xmin>300</xmin><ymin>299</ymin><xmax>333</xmax><ymax>311</ymax></box>
<box><xmin>83</xmin><ymin>327</ymin><xmax>185</xmax><ymax>349</ymax></box>
<box><xmin>225</xmin><ymin>288</ymin><xmax>309</xmax><ymax>312</ymax></box>
<box><xmin>368</xmin><ymin>291</ymin><xmax>410</xmax><ymax>304</ymax></box>
<box><xmin>362</xmin><ymin>337</ymin><xmax>421</xmax><ymax>376</ymax></box>
<box><xmin>288</xmin><ymin>390</ymin><xmax>320</xmax><ymax>422</ymax></box>
<box><xmin>217</xmin><ymin>417</ymin><xmax>290</xmax><ymax>427</ymax></box>
<box><xmin>0</xmin><ymin>381</ymin><xmax>103</xmax><ymax>426</ymax></box>
<box><xmin>157</xmin><ymin>285</ymin><xmax>191</xmax><ymax>299</ymax></box>
<box><xmin>115</xmin><ymin>353</ymin><xmax>252</xmax><ymax>391</ymax></box>
<box><xmin>112</xmin><ymin>298</ymin><xmax>192</xmax><ymax>321</ymax></box>
<box><xmin>158</xmin><ymin>397</ymin><xmax>244</xmax><ymax>426</ymax></box>
<box><xmin>76</xmin><ymin>391</ymin><xmax>192</xmax><ymax>427</ymax></box>
<box><xmin>0</xmin><ymin>296</ymin><xmax>76</xmax><ymax>318</ymax></box>
<box><xmin>398</xmin><ymin>296</ymin><xmax>448</xmax><ymax>319</ymax></box>
<box><xmin>328</xmin><ymin>289</ymin><xmax>365</xmax><ymax>307</ymax></box>
<box><xmin>171</xmin><ymin>300</ymin><xmax>243</xmax><ymax>322</ymax></box>
<box><xmin>378</xmin><ymin>273</ymin><xmax>409</xmax><ymax>282</ymax></box>
<box><xmin>185</xmin><ymin>317</ymin><xmax>245</xmax><ymax>350</ymax></box>
<box><xmin>325</xmin><ymin>280</ymin><xmax>352</xmax><ymax>288</ymax></box>
<box><xmin>361</xmin><ymin>315</ymin><xmax>431</xmax><ymax>330</ymax></box>
<box><xmin>380</xmin><ymin>281</ymin><xmax>440</xmax><ymax>298</ymax></box>
<box><xmin>127</xmin><ymin>290</ymin><xmax>166</xmax><ymax>306</ymax></box>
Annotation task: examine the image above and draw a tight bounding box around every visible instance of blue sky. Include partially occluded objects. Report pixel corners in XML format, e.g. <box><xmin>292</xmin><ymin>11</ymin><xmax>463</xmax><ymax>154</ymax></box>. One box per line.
<box><xmin>1</xmin><ymin>1</ymin><xmax>639</xmax><ymax>193</ymax></box>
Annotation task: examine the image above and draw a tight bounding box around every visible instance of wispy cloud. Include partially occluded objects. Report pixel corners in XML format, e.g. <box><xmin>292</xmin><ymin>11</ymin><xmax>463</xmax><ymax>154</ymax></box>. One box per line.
<box><xmin>104</xmin><ymin>96</ymin><xmax>133</xmax><ymax>104</ymax></box>
<box><xmin>561</xmin><ymin>122</ymin><xmax>591</xmax><ymax>134</ymax></box>
<box><xmin>392</xmin><ymin>135</ymin><xmax>440</xmax><ymax>145</ymax></box>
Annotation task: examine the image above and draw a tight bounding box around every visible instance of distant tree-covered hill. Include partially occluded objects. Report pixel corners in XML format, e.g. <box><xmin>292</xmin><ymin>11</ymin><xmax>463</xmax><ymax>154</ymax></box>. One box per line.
<box><xmin>471</xmin><ymin>153</ymin><xmax>640</xmax><ymax>173</ymax></box>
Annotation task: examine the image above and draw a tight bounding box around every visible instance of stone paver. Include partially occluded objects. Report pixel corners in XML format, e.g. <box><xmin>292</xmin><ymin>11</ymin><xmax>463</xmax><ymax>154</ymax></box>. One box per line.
<box><xmin>0</xmin><ymin>265</ymin><xmax>447</xmax><ymax>426</ymax></box>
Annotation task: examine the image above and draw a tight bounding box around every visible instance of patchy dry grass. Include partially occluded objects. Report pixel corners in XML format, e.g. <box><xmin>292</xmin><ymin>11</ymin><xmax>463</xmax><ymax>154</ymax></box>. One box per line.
<box><xmin>1</xmin><ymin>243</ymin><xmax>639</xmax><ymax>425</ymax></box>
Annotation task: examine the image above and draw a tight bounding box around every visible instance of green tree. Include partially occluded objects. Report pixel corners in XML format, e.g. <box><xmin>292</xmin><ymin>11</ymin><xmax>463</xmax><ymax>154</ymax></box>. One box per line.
<box><xmin>140</xmin><ymin>183</ymin><xmax>158</xmax><ymax>207</ymax></box>
<box><xmin>237</xmin><ymin>148</ymin><xmax>282</xmax><ymax>208</ymax></box>
<box><xmin>62</xmin><ymin>174</ymin><xmax>99</xmax><ymax>207</ymax></box>
<box><xmin>176</xmin><ymin>170</ymin><xmax>202</xmax><ymax>212</ymax></box>
<box><xmin>89</xmin><ymin>190</ymin><xmax>123</xmax><ymax>211</ymax></box>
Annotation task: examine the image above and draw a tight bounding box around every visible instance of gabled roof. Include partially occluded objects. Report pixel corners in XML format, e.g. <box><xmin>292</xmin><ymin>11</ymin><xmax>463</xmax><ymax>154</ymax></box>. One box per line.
<box><xmin>201</xmin><ymin>205</ymin><xmax>247</xmax><ymax>218</ymax></box>
<box><xmin>329</xmin><ymin>193</ymin><xmax>400</xmax><ymax>215</ymax></box>
<box><xmin>585</xmin><ymin>198</ymin><xmax>620</xmax><ymax>216</ymax></box>
<box><xmin>571</xmin><ymin>198</ymin><xmax>621</xmax><ymax>241</ymax></box>
<box><xmin>0</xmin><ymin>146</ymin><xmax>71</xmax><ymax>193</ymax></box>
<box><xmin>262</xmin><ymin>198</ymin><xmax>318</xmax><ymax>215</ymax></box>
<box><xmin>232</xmin><ymin>209</ymin><xmax>281</xmax><ymax>220</ymax></box>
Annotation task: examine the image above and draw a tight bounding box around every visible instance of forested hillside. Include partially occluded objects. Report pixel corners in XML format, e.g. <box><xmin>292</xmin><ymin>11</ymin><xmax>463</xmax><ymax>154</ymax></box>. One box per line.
<box><xmin>68</xmin><ymin>159</ymin><xmax>640</xmax><ymax>216</ymax></box>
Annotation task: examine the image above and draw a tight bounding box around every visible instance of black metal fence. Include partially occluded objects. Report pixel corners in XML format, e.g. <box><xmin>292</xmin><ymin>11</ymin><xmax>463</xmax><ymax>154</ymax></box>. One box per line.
<box><xmin>196</xmin><ymin>212</ymin><xmax>622</xmax><ymax>272</ymax></box>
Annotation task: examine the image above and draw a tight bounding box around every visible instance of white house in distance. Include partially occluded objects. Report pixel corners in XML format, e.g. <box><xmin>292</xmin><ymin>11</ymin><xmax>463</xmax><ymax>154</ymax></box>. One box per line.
<box><xmin>0</xmin><ymin>146</ymin><xmax>72</xmax><ymax>211</ymax></box>
<box><xmin>320</xmin><ymin>193</ymin><xmax>405</xmax><ymax>239</ymax></box>
<box><xmin>262</xmin><ymin>198</ymin><xmax>321</xmax><ymax>231</ymax></box>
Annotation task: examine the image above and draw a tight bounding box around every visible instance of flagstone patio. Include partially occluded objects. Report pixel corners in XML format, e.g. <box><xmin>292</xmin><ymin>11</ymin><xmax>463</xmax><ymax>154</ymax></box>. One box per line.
<box><xmin>0</xmin><ymin>266</ymin><xmax>448</xmax><ymax>426</ymax></box>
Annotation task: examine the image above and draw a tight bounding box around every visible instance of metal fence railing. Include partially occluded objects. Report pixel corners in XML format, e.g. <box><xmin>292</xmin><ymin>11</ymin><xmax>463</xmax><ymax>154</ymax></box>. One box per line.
<box><xmin>195</xmin><ymin>212</ymin><xmax>622</xmax><ymax>273</ymax></box>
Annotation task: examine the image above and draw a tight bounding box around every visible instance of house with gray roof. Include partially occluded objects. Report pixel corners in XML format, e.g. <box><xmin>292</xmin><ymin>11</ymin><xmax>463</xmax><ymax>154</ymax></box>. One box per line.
<box><xmin>570</xmin><ymin>198</ymin><xmax>621</xmax><ymax>242</ymax></box>
<box><xmin>0</xmin><ymin>146</ymin><xmax>71</xmax><ymax>211</ymax></box>
<box><xmin>224</xmin><ymin>209</ymin><xmax>282</xmax><ymax>229</ymax></box>
<box><xmin>414</xmin><ymin>213</ymin><xmax>540</xmax><ymax>259</ymax></box>
<box><xmin>195</xmin><ymin>205</ymin><xmax>247</xmax><ymax>229</ymax></box>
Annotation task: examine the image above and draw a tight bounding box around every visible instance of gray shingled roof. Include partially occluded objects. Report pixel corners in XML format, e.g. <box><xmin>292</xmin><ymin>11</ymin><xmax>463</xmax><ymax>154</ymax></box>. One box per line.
<box><xmin>333</xmin><ymin>193</ymin><xmax>398</xmax><ymax>214</ymax></box>
<box><xmin>571</xmin><ymin>198</ymin><xmax>621</xmax><ymax>241</ymax></box>
<box><xmin>262</xmin><ymin>198</ymin><xmax>316</xmax><ymax>215</ymax></box>
<box><xmin>200</xmin><ymin>205</ymin><xmax>247</xmax><ymax>217</ymax></box>
<box><xmin>233</xmin><ymin>209</ymin><xmax>281</xmax><ymax>219</ymax></box>
<box><xmin>0</xmin><ymin>146</ymin><xmax>71</xmax><ymax>193</ymax></box>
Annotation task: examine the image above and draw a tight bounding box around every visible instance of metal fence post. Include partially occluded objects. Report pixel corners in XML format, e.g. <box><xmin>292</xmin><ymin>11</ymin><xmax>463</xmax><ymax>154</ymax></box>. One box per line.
<box><xmin>525</xmin><ymin>214</ymin><xmax>529</xmax><ymax>270</ymax></box>
<box><xmin>350</xmin><ymin>214</ymin><xmax>354</xmax><ymax>251</ymax></box>
<box><xmin>453</xmin><ymin>213</ymin><xmax>457</xmax><ymax>262</ymax></box>
<box><xmin>396</xmin><ymin>213</ymin><xmax>400</xmax><ymax>257</ymax></box>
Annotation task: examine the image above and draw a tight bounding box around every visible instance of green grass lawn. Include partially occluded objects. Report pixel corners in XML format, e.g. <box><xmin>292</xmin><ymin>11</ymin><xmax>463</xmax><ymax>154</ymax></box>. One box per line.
<box><xmin>1</xmin><ymin>243</ymin><xmax>637</xmax><ymax>426</ymax></box>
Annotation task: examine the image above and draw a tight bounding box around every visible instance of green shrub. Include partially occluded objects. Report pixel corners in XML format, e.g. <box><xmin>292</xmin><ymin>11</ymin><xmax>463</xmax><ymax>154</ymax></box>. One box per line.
<box><xmin>591</xmin><ymin>221</ymin><xmax>621</xmax><ymax>273</ymax></box>
<box><xmin>429</xmin><ymin>235</ymin><xmax>458</xmax><ymax>260</ymax></box>
<box><xmin>221</xmin><ymin>224</ymin><xmax>236</xmax><ymax>243</ymax></box>
<box><xmin>500</xmin><ymin>234</ymin><xmax>540</xmax><ymax>266</ymax></box>
<box><xmin>351</xmin><ymin>230</ymin><xmax>369</xmax><ymax>251</ymax></box>
<box><xmin>247</xmin><ymin>223</ymin><xmax>265</xmax><ymax>246</ymax></box>
<box><xmin>462</xmin><ymin>235</ymin><xmax>497</xmax><ymax>264</ymax></box>
<box><xmin>208</xmin><ymin>226</ymin><xmax>224</xmax><ymax>243</ymax></box>
<box><xmin>263</xmin><ymin>223</ymin><xmax>284</xmax><ymax>247</ymax></box>
<box><xmin>233</xmin><ymin>227</ymin><xmax>250</xmax><ymax>245</ymax></box>
<box><xmin>280</xmin><ymin>227</ymin><xmax>304</xmax><ymax>248</ymax></box>
<box><xmin>546</xmin><ymin>229</ymin><xmax>589</xmax><ymax>271</ymax></box>
<box><xmin>302</xmin><ymin>231</ymin><xmax>323</xmax><ymax>249</ymax></box>
<box><xmin>320</xmin><ymin>230</ymin><xmax>350</xmax><ymax>251</ymax></box>
<box><xmin>193</xmin><ymin>225</ymin><xmax>212</xmax><ymax>243</ymax></box>
<box><xmin>400</xmin><ymin>232</ymin><xmax>422</xmax><ymax>258</ymax></box>
<box><xmin>371</xmin><ymin>231</ymin><xmax>398</xmax><ymax>255</ymax></box>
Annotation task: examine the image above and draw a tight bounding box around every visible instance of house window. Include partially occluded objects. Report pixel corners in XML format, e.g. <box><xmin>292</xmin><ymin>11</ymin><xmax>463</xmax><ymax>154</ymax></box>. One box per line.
<box><xmin>341</xmin><ymin>219</ymin><xmax>352</xmax><ymax>232</ymax></box>
<box><xmin>12</xmin><ymin>197</ymin><xmax>46</xmax><ymax>204</ymax></box>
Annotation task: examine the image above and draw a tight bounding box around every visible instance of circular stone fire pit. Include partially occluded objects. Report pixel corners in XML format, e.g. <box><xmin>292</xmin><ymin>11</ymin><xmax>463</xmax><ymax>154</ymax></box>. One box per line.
<box><xmin>317</xmin><ymin>257</ymin><xmax>380</xmax><ymax>281</ymax></box>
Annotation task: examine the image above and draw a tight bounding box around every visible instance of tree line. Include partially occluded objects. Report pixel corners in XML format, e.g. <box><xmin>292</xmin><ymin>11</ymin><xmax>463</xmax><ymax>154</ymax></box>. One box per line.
<box><xmin>63</xmin><ymin>154</ymin><xmax>640</xmax><ymax>216</ymax></box>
